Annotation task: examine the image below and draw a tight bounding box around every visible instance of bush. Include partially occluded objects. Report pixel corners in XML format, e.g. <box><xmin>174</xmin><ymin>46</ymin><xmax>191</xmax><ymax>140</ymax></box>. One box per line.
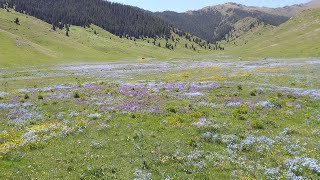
<box><xmin>167</xmin><ymin>107</ymin><xmax>177</xmax><ymax>113</ymax></box>
<box><xmin>269</xmin><ymin>98</ymin><xmax>282</xmax><ymax>108</ymax></box>
<box><xmin>287</xmin><ymin>94</ymin><xmax>296</xmax><ymax>100</ymax></box>
<box><xmin>237</xmin><ymin>84</ymin><xmax>243</xmax><ymax>90</ymax></box>
<box><xmin>38</xmin><ymin>94</ymin><xmax>44</xmax><ymax>100</ymax></box>
<box><xmin>24</xmin><ymin>93</ymin><xmax>29</xmax><ymax>99</ymax></box>
<box><xmin>73</xmin><ymin>92</ymin><xmax>80</xmax><ymax>98</ymax></box>
<box><xmin>251</xmin><ymin>120</ymin><xmax>264</xmax><ymax>129</ymax></box>
<box><xmin>233</xmin><ymin>105</ymin><xmax>248</xmax><ymax>121</ymax></box>
<box><xmin>250</xmin><ymin>89</ymin><xmax>257</xmax><ymax>96</ymax></box>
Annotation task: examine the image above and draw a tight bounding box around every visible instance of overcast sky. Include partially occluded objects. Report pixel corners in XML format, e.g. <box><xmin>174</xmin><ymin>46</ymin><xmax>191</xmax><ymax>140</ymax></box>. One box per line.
<box><xmin>109</xmin><ymin>0</ymin><xmax>311</xmax><ymax>12</ymax></box>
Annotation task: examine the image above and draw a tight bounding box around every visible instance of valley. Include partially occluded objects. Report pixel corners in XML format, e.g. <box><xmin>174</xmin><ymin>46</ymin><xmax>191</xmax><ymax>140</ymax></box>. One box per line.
<box><xmin>0</xmin><ymin>0</ymin><xmax>319</xmax><ymax>179</ymax></box>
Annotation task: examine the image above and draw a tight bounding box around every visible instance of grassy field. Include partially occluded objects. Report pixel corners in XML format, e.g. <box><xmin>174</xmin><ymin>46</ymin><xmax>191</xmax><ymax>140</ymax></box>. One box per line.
<box><xmin>0</xmin><ymin>59</ymin><xmax>319</xmax><ymax>179</ymax></box>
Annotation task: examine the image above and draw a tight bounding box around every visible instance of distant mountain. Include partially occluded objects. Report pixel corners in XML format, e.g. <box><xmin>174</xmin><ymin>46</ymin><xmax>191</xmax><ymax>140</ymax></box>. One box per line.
<box><xmin>155</xmin><ymin>3</ymin><xmax>289</xmax><ymax>43</ymax></box>
<box><xmin>2</xmin><ymin>0</ymin><xmax>171</xmax><ymax>38</ymax></box>
<box><xmin>212</xmin><ymin>0</ymin><xmax>320</xmax><ymax>17</ymax></box>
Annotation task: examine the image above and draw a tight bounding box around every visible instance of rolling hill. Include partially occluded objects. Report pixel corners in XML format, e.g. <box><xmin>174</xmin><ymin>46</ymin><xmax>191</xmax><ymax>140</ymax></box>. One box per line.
<box><xmin>223</xmin><ymin>9</ymin><xmax>320</xmax><ymax>58</ymax></box>
<box><xmin>0</xmin><ymin>8</ymin><xmax>219</xmax><ymax>67</ymax></box>
<box><xmin>0</xmin><ymin>0</ymin><xmax>319</xmax><ymax>68</ymax></box>
<box><xmin>155</xmin><ymin>0</ymin><xmax>320</xmax><ymax>43</ymax></box>
<box><xmin>242</xmin><ymin>0</ymin><xmax>320</xmax><ymax>17</ymax></box>
<box><xmin>3</xmin><ymin>0</ymin><xmax>171</xmax><ymax>38</ymax></box>
<box><xmin>155</xmin><ymin>3</ymin><xmax>289</xmax><ymax>43</ymax></box>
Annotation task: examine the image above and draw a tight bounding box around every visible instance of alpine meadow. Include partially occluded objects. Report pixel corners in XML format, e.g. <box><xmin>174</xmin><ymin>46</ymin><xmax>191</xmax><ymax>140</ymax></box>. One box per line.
<box><xmin>0</xmin><ymin>0</ymin><xmax>319</xmax><ymax>179</ymax></box>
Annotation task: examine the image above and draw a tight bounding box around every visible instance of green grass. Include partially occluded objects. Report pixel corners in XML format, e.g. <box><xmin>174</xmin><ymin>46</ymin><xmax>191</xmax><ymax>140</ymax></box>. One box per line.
<box><xmin>0</xmin><ymin>9</ymin><xmax>219</xmax><ymax>68</ymax></box>
<box><xmin>1</xmin><ymin>9</ymin><xmax>320</xmax><ymax>68</ymax></box>
<box><xmin>223</xmin><ymin>9</ymin><xmax>320</xmax><ymax>59</ymax></box>
<box><xmin>0</xmin><ymin>59</ymin><xmax>319</xmax><ymax>179</ymax></box>
<box><xmin>0</xmin><ymin>6</ymin><xmax>320</xmax><ymax>180</ymax></box>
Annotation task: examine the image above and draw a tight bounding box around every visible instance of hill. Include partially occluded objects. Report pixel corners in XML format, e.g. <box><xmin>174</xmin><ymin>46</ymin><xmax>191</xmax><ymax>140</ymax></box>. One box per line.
<box><xmin>2</xmin><ymin>0</ymin><xmax>171</xmax><ymax>38</ymax></box>
<box><xmin>0</xmin><ymin>8</ymin><xmax>219</xmax><ymax>67</ymax></box>
<box><xmin>155</xmin><ymin>3</ymin><xmax>289</xmax><ymax>43</ymax></box>
<box><xmin>202</xmin><ymin>0</ymin><xmax>320</xmax><ymax>18</ymax></box>
<box><xmin>223</xmin><ymin>9</ymin><xmax>320</xmax><ymax>58</ymax></box>
<box><xmin>249</xmin><ymin>0</ymin><xmax>320</xmax><ymax>17</ymax></box>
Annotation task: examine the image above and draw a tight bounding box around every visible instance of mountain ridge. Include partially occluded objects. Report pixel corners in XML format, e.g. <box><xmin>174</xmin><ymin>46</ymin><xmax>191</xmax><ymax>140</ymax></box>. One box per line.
<box><xmin>155</xmin><ymin>6</ymin><xmax>289</xmax><ymax>43</ymax></box>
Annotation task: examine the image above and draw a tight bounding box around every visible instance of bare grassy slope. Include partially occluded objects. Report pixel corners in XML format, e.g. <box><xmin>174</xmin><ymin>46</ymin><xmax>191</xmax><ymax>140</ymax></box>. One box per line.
<box><xmin>223</xmin><ymin>10</ymin><xmax>320</xmax><ymax>58</ymax></box>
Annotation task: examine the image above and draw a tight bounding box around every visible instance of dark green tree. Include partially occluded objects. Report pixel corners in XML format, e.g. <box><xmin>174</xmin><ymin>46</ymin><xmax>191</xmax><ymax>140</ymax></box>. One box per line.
<box><xmin>14</xmin><ymin>17</ymin><xmax>19</xmax><ymax>25</ymax></box>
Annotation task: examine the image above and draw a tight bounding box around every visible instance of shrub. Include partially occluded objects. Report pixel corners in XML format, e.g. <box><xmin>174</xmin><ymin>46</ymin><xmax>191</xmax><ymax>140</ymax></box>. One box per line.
<box><xmin>235</xmin><ymin>105</ymin><xmax>248</xmax><ymax>115</ymax></box>
<box><xmin>250</xmin><ymin>89</ymin><xmax>257</xmax><ymax>96</ymax></box>
<box><xmin>277</xmin><ymin>92</ymin><xmax>283</xmax><ymax>97</ymax></box>
<box><xmin>19</xmin><ymin>98</ymin><xmax>25</xmax><ymax>103</ymax></box>
<box><xmin>269</xmin><ymin>98</ymin><xmax>282</xmax><ymax>108</ymax></box>
<box><xmin>233</xmin><ymin>105</ymin><xmax>248</xmax><ymax>120</ymax></box>
<box><xmin>251</xmin><ymin>120</ymin><xmax>264</xmax><ymax>129</ymax></box>
<box><xmin>287</xmin><ymin>94</ymin><xmax>296</xmax><ymax>100</ymax></box>
<box><xmin>73</xmin><ymin>92</ymin><xmax>80</xmax><ymax>98</ymax></box>
<box><xmin>237</xmin><ymin>84</ymin><xmax>243</xmax><ymax>90</ymax></box>
<box><xmin>38</xmin><ymin>94</ymin><xmax>44</xmax><ymax>100</ymax></box>
<box><xmin>24</xmin><ymin>93</ymin><xmax>29</xmax><ymax>99</ymax></box>
<box><xmin>189</xmin><ymin>138</ymin><xmax>198</xmax><ymax>147</ymax></box>
<box><xmin>167</xmin><ymin>107</ymin><xmax>177</xmax><ymax>113</ymax></box>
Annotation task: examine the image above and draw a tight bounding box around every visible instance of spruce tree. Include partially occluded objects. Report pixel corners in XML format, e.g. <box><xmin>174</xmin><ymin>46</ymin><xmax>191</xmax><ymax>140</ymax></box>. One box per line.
<box><xmin>14</xmin><ymin>17</ymin><xmax>19</xmax><ymax>25</ymax></box>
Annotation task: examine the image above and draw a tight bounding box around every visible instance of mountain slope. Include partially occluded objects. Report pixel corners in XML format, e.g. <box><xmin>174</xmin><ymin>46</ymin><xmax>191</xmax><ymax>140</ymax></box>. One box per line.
<box><xmin>201</xmin><ymin>0</ymin><xmax>320</xmax><ymax>17</ymax></box>
<box><xmin>0</xmin><ymin>9</ymin><xmax>218</xmax><ymax>67</ymax></box>
<box><xmin>249</xmin><ymin>0</ymin><xmax>320</xmax><ymax>17</ymax></box>
<box><xmin>224</xmin><ymin>9</ymin><xmax>320</xmax><ymax>58</ymax></box>
<box><xmin>155</xmin><ymin>4</ymin><xmax>289</xmax><ymax>43</ymax></box>
<box><xmin>3</xmin><ymin>0</ymin><xmax>171</xmax><ymax>38</ymax></box>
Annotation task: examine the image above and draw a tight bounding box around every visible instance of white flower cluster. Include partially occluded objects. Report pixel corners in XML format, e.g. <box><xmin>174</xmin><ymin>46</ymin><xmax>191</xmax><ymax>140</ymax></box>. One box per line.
<box><xmin>88</xmin><ymin>113</ymin><xmax>102</xmax><ymax>120</ymax></box>
<box><xmin>133</xmin><ymin>169</ymin><xmax>152</xmax><ymax>180</ymax></box>
<box><xmin>0</xmin><ymin>103</ymin><xmax>15</xmax><ymax>109</ymax></box>
<box><xmin>286</xmin><ymin>156</ymin><xmax>320</xmax><ymax>175</ymax></box>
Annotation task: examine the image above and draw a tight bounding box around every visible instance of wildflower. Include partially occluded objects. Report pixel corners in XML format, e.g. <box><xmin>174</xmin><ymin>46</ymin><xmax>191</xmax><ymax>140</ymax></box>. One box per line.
<box><xmin>88</xmin><ymin>113</ymin><xmax>102</xmax><ymax>120</ymax></box>
<box><xmin>192</xmin><ymin>118</ymin><xmax>212</xmax><ymax>127</ymax></box>
<box><xmin>265</xmin><ymin>167</ymin><xmax>280</xmax><ymax>180</ymax></box>
<box><xmin>227</xmin><ymin>102</ymin><xmax>242</xmax><ymax>107</ymax></box>
<box><xmin>184</xmin><ymin>92</ymin><xmax>204</xmax><ymax>97</ymax></box>
<box><xmin>0</xmin><ymin>103</ymin><xmax>15</xmax><ymax>109</ymax></box>
<box><xmin>90</xmin><ymin>140</ymin><xmax>105</xmax><ymax>149</ymax></box>
<box><xmin>133</xmin><ymin>169</ymin><xmax>152</xmax><ymax>180</ymax></box>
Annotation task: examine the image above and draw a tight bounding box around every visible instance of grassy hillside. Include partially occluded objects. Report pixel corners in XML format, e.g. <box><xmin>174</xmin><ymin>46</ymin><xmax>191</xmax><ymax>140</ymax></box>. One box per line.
<box><xmin>223</xmin><ymin>9</ymin><xmax>320</xmax><ymax>59</ymax></box>
<box><xmin>1</xmin><ymin>8</ymin><xmax>320</xmax><ymax>67</ymax></box>
<box><xmin>0</xmin><ymin>9</ymin><xmax>216</xmax><ymax>67</ymax></box>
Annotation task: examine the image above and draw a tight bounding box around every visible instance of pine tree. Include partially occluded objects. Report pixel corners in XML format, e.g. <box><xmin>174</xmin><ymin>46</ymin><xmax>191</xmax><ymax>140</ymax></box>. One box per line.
<box><xmin>14</xmin><ymin>17</ymin><xmax>19</xmax><ymax>25</ymax></box>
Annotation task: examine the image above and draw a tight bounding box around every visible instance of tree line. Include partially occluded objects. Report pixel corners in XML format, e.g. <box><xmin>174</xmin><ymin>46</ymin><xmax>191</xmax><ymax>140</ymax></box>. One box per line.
<box><xmin>1</xmin><ymin>0</ymin><xmax>171</xmax><ymax>38</ymax></box>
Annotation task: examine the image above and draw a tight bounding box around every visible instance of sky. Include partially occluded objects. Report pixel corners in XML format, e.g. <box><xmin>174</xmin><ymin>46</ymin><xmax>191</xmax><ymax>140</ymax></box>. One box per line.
<box><xmin>109</xmin><ymin>0</ymin><xmax>311</xmax><ymax>12</ymax></box>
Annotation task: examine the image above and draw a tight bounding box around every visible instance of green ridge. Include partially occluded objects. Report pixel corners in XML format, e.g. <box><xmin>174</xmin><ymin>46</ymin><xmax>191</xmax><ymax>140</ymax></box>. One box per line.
<box><xmin>0</xmin><ymin>9</ymin><xmax>217</xmax><ymax>67</ymax></box>
<box><xmin>224</xmin><ymin>10</ymin><xmax>320</xmax><ymax>59</ymax></box>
